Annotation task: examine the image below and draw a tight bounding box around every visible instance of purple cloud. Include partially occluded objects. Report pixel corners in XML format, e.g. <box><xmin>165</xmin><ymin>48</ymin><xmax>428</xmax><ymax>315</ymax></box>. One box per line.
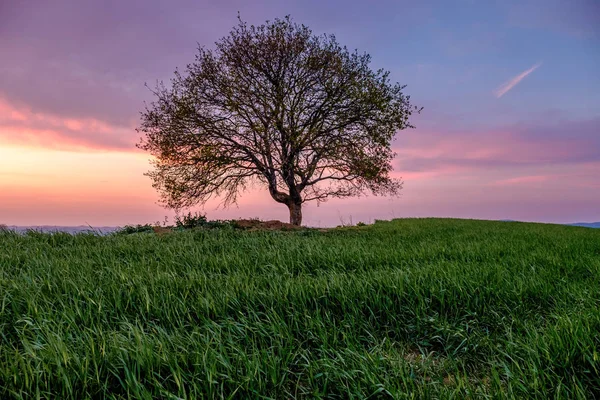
<box><xmin>395</xmin><ymin>117</ymin><xmax>600</xmax><ymax>172</ymax></box>
<box><xmin>507</xmin><ymin>0</ymin><xmax>600</xmax><ymax>38</ymax></box>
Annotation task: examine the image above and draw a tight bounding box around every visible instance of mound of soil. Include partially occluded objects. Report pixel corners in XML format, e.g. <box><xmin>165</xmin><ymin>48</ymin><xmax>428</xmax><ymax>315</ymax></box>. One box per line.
<box><xmin>149</xmin><ymin>219</ymin><xmax>303</xmax><ymax>234</ymax></box>
<box><xmin>152</xmin><ymin>226</ymin><xmax>173</xmax><ymax>235</ymax></box>
<box><xmin>234</xmin><ymin>219</ymin><xmax>303</xmax><ymax>230</ymax></box>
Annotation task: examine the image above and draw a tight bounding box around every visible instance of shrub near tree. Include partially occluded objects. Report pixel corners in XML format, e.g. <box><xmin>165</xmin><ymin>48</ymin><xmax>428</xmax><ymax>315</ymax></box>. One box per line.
<box><xmin>138</xmin><ymin>16</ymin><xmax>421</xmax><ymax>225</ymax></box>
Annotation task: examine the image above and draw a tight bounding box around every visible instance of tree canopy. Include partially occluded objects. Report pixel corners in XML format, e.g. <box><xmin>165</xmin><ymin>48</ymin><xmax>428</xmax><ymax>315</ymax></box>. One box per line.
<box><xmin>138</xmin><ymin>16</ymin><xmax>421</xmax><ymax>225</ymax></box>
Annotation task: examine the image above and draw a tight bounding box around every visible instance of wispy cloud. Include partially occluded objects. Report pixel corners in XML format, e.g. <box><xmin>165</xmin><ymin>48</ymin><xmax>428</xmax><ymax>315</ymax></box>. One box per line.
<box><xmin>492</xmin><ymin>175</ymin><xmax>550</xmax><ymax>186</ymax></box>
<box><xmin>494</xmin><ymin>62</ymin><xmax>542</xmax><ymax>98</ymax></box>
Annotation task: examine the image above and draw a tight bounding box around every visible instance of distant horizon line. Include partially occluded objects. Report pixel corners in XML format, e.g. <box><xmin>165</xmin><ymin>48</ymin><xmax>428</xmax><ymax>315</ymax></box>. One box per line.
<box><xmin>2</xmin><ymin>218</ymin><xmax>599</xmax><ymax>231</ymax></box>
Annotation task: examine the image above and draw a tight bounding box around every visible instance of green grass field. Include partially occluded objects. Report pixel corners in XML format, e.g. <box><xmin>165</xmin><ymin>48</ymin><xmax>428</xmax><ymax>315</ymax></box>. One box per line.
<box><xmin>1</xmin><ymin>218</ymin><xmax>599</xmax><ymax>399</ymax></box>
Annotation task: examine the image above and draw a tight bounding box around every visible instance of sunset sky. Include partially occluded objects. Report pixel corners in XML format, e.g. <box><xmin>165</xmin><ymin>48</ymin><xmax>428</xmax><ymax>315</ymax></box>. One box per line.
<box><xmin>1</xmin><ymin>0</ymin><xmax>598</xmax><ymax>227</ymax></box>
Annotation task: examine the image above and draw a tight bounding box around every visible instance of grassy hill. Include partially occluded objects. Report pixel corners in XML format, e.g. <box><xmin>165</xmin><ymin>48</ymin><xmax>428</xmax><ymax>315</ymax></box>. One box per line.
<box><xmin>0</xmin><ymin>218</ymin><xmax>598</xmax><ymax>399</ymax></box>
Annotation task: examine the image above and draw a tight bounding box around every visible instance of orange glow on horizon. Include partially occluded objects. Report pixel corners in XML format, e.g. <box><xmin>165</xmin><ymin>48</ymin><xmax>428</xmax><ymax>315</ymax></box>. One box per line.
<box><xmin>1</xmin><ymin>94</ymin><xmax>598</xmax><ymax>226</ymax></box>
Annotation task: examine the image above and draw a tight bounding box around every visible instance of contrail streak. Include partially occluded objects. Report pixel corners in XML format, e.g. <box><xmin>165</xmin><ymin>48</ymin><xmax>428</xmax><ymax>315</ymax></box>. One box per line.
<box><xmin>494</xmin><ymin>62</ymin><xmax>542</xmax><ymax>98</ymax></box>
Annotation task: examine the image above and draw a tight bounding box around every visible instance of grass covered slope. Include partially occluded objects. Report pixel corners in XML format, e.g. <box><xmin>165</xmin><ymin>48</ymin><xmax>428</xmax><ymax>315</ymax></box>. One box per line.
<box><xmin>0</xmin><ymin>219</ymin><xmax>599</xmax><ymax>399</ymax></box>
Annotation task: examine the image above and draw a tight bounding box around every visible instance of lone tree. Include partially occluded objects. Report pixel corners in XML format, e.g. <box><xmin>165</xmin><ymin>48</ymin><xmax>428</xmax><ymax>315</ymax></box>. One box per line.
<box><xmin>138</xmin><ymin>16</ymin><xmax>420</xmax><ymax>226</ymax></box>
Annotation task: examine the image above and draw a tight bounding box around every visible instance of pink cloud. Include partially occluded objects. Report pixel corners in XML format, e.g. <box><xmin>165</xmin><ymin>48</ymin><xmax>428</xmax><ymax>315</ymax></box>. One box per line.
<box><xmin>0</xmin><ymin>97</ymin><xmax>139</xmax><ymax>151</ymax></box>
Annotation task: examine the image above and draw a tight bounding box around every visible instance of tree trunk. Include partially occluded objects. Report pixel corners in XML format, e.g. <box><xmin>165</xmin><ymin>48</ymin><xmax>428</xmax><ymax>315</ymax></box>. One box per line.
<box><xmin>287</xmin><ymin>201</ymin><xmax>302</xmax><ymax>226</ymax></box>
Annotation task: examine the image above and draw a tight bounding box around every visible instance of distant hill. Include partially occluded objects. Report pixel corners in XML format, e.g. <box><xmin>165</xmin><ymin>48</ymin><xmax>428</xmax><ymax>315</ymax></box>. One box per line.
<box><xmin>498</xmin><ymin>220</ymin><xmax>600</xmax><ymax>229</ymax></box>
<box><xmin>2</xmin><ymin>225</ymin><xmax>119</xmax><ymax>234</ymax></box>
<box><xmin>569</xmin><ymin>222</ymin><xmax>600</xmax><ymax>229</ymax></box>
